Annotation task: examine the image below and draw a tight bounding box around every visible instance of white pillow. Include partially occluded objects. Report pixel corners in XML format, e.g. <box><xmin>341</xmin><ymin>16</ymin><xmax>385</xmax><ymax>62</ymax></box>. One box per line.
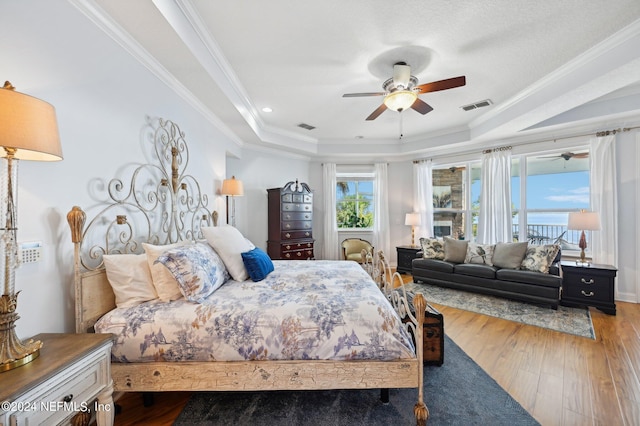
<box><xmin>142</xmin><ymin>241</ymin><xmax>192</xmax><ymax>302</ymax></box>
<box><xmin>103</xmin><ymin>253</ymin><xmax>157</xmax><ymax>308</ymax></box>
<box><xmin>202</xmin><ymin>226</ymin><xmax>252</xmax><ymax>281</ymax></box>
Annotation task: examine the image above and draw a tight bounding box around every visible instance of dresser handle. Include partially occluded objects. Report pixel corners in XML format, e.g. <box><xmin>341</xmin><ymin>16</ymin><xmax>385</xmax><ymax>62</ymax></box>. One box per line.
<box><xmin>285</xmin><ymin>253</ymin><xmax>291</xmax><ymax>258</ymax></box>
<box><xmin>581</xmin><ymin>290</ymin><xmax>594</xmax><ymax>297</ymax></box>
<box><xmin>296</xmin><ymin>252</ymin><xmax>302</xmax><ymax>257</ymax></box>
<box><xmin>285</xmin><ymin>245</ymin><xmax>291</xmax><ymax>250</ymax></box>
<box><xmin>305</xmin><ymin>232</ymin><xmax>310</xmax><ymax>236</ymax></box>
<box><xmin>581</xmin><ymin>278</ymin><xmax>594</xmax><ymax>284</ymax></box>
<box><xmin>63</xmin><ymin>394</ymin><xmax>74</xmax><ymax>403</ymax></box>
<box><xmin>285</xmin><ymin>233</ymin><xmax>291</xmax><ymax>238</ymax></box>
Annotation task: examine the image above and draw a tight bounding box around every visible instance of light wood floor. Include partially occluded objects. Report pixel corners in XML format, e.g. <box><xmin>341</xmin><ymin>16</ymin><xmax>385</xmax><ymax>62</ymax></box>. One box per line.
<box><xmin>112</xmin><ymin>273</ymin><xmax>640</xmax><ymax>426</ymax></box>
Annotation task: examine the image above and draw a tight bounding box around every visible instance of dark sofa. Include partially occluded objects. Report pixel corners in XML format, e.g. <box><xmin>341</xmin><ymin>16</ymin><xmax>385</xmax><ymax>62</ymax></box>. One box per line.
<box><xmin>412</xmin><ymin>242</ymin><xmax>562</xmax><ymax>309</ymax></box>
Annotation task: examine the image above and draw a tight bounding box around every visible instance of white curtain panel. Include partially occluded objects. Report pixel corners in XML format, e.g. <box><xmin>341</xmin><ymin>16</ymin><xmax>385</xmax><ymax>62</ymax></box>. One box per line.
<box><xmin>478</xmin><ymin>149</ymin><xmax>512</xmax><ymax>244</ymax></box>
<box><xmin>590</xmin><ymin>134</ymin><xmax>617</xmax><ymax>266</ymax></box>
<box><xmin>413</xmin><ymin>160</ymin><xmax>434</xmax><ymax>238</ymax></box>
<box><xmin>322</xmin><ymin>163</ymin><xmax>340</xmax><ymax>260</ymax></box>
<box><xmin>373</xmin><ymin>163</ymin><xmax>391</xmax><ymax>257</ymax></box>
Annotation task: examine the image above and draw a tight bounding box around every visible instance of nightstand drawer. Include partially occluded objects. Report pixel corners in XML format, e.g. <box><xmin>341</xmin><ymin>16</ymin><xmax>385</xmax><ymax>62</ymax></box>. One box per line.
<box><xmin>9</xmin><ymin>349</ymin><xmax>109</xmax><ymax>425</ymax></box>
<box><xmin>562</xmin><ymin>279</ymin><xmax>611</xmax><ymax>303</ymax></box>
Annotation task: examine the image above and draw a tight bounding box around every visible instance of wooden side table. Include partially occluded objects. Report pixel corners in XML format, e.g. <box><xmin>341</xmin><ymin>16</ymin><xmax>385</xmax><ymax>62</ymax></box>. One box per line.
<box><xmin>396</xmin><ymin>245</ymin><xmax>422</xmax><ymax>274</ymax></box>
<box><xmin>560</xmin><ymin>261</ymin><xmax>617</xmax><ymax>315</ymax></box>
<box><xmin>0</xmin><ymin>333</ymin><xmax>114</xmax><ymax>426</ymax></box>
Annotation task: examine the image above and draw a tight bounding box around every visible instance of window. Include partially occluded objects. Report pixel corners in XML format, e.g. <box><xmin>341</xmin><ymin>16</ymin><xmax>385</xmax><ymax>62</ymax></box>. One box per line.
<box><xmin>432</xmin><ymin>164</ymin><xmax>478</xmax><ymax>240</ymax></box>
<box><xmin>428</xmin><ymin>147</ymin><xmax>590</xmax><ymax>251</ymax></box>
<box><xmin>516</xmin><ymin>149</ymin><xmax>590</xmax><ymax>251</ymax></box>
<box><xmin>336</xmin><ymin>175</ymin><xmax>374</xmax><ymax>229</ymax></box>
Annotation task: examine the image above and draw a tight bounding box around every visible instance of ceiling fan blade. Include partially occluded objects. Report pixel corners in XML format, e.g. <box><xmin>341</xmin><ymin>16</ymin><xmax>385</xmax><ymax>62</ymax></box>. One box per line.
<box><xmin>366</xmin><ymin>104</ymin><xmax>388</xmax><ymax>121</ymax></box>
<box><xmin>342</xmin><ymin>92</ymin><xmax>386</xmax><ymax>98</ymax></box>
<box><xmin>411</xmin><ymin>98</ymin><xmax>434</xmax><ymax>115</ymax></box>
<box><xmin>416</xmin><ymin>76</ymin><xmax>466</xmax><ymax>94</ymax></box>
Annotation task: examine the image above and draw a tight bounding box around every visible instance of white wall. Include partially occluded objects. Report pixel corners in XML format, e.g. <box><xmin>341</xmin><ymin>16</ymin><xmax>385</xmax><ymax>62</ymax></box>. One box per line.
<box><xmin>226</xmin><ymin>148</ymin><xmax>310</xmax><ymax>251</ymax></box>
<box><xmin>5</xmin><ymin>1</ymin><xmax>236</xmax><ymax>337</ymax></box>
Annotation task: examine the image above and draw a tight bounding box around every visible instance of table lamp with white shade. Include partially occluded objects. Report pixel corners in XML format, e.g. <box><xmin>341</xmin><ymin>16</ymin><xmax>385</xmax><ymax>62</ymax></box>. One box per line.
<box><xmin>405</xmin><ymin>212</ymin><xmax>421</xmax><ymax>247</ymax></box>
<box><xmin>567</xmin><ymin>210</ymin><xmax>601</xmax><ymax>265</ymax></box>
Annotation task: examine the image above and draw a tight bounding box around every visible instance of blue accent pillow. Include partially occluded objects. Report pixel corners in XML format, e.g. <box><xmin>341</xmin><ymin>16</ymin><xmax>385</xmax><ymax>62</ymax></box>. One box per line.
<box><xmin>241</xmin><ymin>247</ymin><xmax>274</xmax><ymax>282</ymax></box>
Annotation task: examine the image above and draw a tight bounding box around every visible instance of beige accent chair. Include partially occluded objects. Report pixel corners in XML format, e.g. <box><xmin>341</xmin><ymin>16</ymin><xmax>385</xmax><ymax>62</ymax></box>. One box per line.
<box><xmin>341</xmin><ymin>238</ymin><xmax>374</xmax><ymax>263</ymax></box>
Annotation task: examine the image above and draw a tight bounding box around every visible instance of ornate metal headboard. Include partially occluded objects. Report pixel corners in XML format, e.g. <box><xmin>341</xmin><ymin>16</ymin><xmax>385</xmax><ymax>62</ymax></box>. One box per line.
<box><xmin>67</xmin><ymin>117</ymin><xmax>217</xmax><ymax>332</ymax></box>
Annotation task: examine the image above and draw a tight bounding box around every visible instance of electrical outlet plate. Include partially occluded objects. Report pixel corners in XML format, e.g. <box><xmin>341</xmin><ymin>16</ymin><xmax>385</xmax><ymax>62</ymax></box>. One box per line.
<box><xmin>19</xmin><ymin>241</ymin><xmax>42</xmax><ymax>264</ymax></box>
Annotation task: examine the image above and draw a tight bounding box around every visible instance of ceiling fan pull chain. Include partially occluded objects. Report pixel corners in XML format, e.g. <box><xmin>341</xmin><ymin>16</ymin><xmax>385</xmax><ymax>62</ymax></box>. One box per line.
<box><xmin>399</xmin><ymin>112</ymin><xmax>404</xmax><ymax>139</ymax></box>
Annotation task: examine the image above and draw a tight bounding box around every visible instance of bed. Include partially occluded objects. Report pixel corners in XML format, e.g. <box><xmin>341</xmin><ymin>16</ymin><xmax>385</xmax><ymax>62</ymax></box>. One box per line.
<box><xmin>67</xmin><ymin>117</ymin><xmax>429</xmax><ymax>425</ymax></box>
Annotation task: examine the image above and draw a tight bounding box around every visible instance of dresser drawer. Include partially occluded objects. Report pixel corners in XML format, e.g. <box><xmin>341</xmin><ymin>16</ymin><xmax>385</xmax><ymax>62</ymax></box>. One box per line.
<box><xmin>282</xmin><ymin>221</ymin><xmax>312</xmax><ymax>231</ymax></box>
<box><xmin>281</xmin><ymin>211</ymin><xmax>312</xmax><ymax>221</ymax></box>
<box><xmin>281</xmin><ymin>230</ymin><xmax>312</xmax><ymax>240</ymax></box>
<box><xmin>281</xmin><ymin>249</ymin><xmax>314</xmax><ymax>259</ymax></box>
<box><xmin>282</xmin><ymin>202</ymin><xmax>312</xmax><ymax>212</ymax></box>
<box><xmin>7</xmin><ymin>345</ymin><xmax>110</xmax><ymax>426</ymax></box>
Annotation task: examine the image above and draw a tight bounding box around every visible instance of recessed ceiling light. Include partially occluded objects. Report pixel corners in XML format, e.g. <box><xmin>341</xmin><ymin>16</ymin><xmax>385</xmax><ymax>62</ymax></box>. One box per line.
<box><xmin>262</xmin><ymin>107</ymin><xmax>273</xmax><ymax>113</ymax></box>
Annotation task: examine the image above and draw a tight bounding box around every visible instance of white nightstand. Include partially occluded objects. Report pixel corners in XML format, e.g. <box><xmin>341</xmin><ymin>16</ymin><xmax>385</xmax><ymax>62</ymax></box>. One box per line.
<box><xmin>0</xmin><ymin>333</ymin><xmax>114</xmax><ymax>426</ymax></box>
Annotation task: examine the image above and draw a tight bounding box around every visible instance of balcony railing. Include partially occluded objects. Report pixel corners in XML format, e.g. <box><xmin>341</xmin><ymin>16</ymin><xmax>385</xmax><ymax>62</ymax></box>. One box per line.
<box><xmin>513</xmin><ymin>224</ymin><xmax>584</xmax><ymax>250</ymax></box>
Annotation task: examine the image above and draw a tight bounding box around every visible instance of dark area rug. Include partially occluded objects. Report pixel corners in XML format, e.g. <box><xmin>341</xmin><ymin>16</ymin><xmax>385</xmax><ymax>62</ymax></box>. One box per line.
<box><xmin>173</xmin><ymin>335</ymin><xmax>539</xmax><ymax>425</ymax></box>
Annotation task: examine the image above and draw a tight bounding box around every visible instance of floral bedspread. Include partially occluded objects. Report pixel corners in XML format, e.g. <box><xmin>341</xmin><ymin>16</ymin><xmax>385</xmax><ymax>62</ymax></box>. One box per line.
<box><xmin>95</xmin><ymin>260</ymin><xmax>416</xmax><ymax>362</ymax></box>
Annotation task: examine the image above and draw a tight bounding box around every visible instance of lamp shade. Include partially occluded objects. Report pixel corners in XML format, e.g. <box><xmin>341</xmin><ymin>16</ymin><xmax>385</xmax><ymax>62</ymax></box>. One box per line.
<box><xmin>0</xmin><ymin>84</ymin><xmax>62</xmax><ymax>161</ymax></box>
<box><xmin>567</xmin><ymin>210</ymin><xmax>601</xmax><ymax>231</ymax></box>
<box><xmin>221</xmin><ymin>176</ymin><xmax>244</xmax><ymax>196</ymax></box>
<box><xmin>384</xmin><ymin>90</ymin><xmax>417</xmax><ymax>112</ymax></box>
<box><xmin>405</xmin><ymin>212</ymin><xmax>421</xmax><ymax>226</ymax></box>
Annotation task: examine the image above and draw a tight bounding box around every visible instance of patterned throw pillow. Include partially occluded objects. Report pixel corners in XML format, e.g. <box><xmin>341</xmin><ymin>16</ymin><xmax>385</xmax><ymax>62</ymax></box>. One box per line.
<box><xmin>156</xmin><ymin>242</ymin><xmax>230</xmax><ymax>303</ymax></box>
<box><xmin>464</xmin><ymin>242</ymin><xmax>496</xmax><ymax>266</ymax></box>
<box><xmin>520</xmin><ymin>244</ymin><xmax>561</xmax><ymax>273</ymax></box>
<box><xmin>419</xmin><ymin>237</ymin><xmax>445</xmax><ymax>260</ymax></box>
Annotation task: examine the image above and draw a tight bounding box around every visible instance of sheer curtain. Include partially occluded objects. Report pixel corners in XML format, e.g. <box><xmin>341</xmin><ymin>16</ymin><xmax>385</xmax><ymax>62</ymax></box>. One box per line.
<box><xmin>322</xmin><ymin>163</ymin><xmax>340</xmax><ymax>260</ymax></box>
<box><xmin>590</xmin><ymin>134</ymin><xmax>617</xmax><ymax>266</ymax></box>
<box><xmin>478</xmin><ymin>148</ymin><xmax>512</xmax><ymax>244</ymax></box>
<box><xmin>413</xmin><ymin>160</ymin><xmax>434</xmax><ymax>239</ymax></box>
<box><xmin>373</xmin><ymin>163</ymin><xmax>390</xmax><ymax>257</ymax></box>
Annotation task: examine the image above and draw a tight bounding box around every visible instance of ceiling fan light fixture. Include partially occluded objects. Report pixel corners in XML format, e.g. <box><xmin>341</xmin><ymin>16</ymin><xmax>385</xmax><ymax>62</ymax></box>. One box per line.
<box><xmin>383</xmin><ymin>90</ymin><xmax>417</xmax><ymax>112</ymax></box>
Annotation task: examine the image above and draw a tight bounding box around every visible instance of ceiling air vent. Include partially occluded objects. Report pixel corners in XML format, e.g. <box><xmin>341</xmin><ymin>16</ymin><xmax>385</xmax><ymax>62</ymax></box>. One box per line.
<box><xmin>297</xmin><ymin>123</ymin><xmax>316</xmax><ymax>131</ymax></box>
<box><xmin>461</xmin><ymin>99</ymin><xmax>493</xmax><ymax>111</ymax></box>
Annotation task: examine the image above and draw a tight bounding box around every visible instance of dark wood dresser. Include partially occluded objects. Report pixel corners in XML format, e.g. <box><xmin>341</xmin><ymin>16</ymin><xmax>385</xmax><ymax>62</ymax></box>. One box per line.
<box><xmin>267</xmin><ymin>180</ymin><xmax>314</xmax><ymax>260</ymax></box>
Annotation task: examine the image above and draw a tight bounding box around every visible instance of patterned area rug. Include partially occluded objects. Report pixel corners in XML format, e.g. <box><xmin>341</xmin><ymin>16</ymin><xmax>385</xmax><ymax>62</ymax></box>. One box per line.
<box><xmin>174</xmin><ymin>335</ymin><xmax>539</xmax><ymax>425</ymax></box>
<box><xmin>404</xmin><ymin>282</ymin><xmax>595</xmax><ymax>339</ymax></box>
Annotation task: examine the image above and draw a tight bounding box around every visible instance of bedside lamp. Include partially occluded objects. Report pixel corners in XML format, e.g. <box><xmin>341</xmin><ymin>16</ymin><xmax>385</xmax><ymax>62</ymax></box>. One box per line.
<box><xmin>221</xmin><ymin>176</ymin><xmax>243</xmax><ymax>227</ymax></box>
<box><xmin>567</xmin><ymin>210</ymin><xmax>600</xmax><ymax>265</ymax></box>
<box><xmin>405</xmin><ymin>212</ymin><xmax>421</xmax><ymax>247</ymax></box>
<box><xmin>0</xmin><ymin>81</ymin><xmax>62</xmax><ymax>372</ymax></box>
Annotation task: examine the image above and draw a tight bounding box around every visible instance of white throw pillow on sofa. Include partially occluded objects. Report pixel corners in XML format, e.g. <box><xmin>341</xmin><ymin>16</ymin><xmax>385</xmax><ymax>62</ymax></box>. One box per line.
<box><xmin>464</xmin><ymin>242</ymin><xmax>495</xmax><ymax>266</ymax></box>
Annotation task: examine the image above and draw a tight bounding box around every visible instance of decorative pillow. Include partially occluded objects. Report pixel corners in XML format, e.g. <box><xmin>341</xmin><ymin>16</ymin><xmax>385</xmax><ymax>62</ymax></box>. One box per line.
<box><xmin>142</xmin><ymin>241</ymin><xmax>193</xmax><ymax>302</ymax></box>
<box><xmin>419</xmin><ymin>237</ymin><xmax>444</xmax><ymax>260</ymax></box>
<box><xmin>492</xmin><ymin>242</ymin><xmax>528</xmax><ymax>269</ymax></box>
<box><xmin>103</xmin><ymin>253</ymin><xmax>157</xmax><ymax>308</ymax></box>
<box><xmin>202</xmin><ymin>226</ymin><xmax>253</xmax><ymax>281</ymax></box>
<box><xmin>241</xmin><ymin>247</ymin><xmax>275</xmax><ymax>282</ymax></box>
<box><xmin>156</xmin><ymin>242</ymin><xmax>230</xmax><ymax>303</ymax></box>
<box><xmin>520</xmin><ymin>244</ymin><xmax>561</xmax><ymax>273</ymax></box>
<box><xmin>443</xmin><ymin>236</ymin><xmax>468</xmax><ymax>263</ymax></box>
<box><xmin>464</xmin><ymin>242</ymin><xmax>496</xmax><ymax>266</ymax></box>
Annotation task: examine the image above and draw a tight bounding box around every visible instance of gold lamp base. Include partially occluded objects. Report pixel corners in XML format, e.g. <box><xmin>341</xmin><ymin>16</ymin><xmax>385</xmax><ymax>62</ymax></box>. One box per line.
<box><xmin>0</xmin><ymin>293</ymin><xmax>43</xmax><ymax>373</ymax></box>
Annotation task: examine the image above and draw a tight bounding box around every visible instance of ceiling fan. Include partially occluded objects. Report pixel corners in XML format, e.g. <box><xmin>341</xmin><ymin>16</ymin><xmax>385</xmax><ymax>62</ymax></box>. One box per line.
<box><xmin>543</xmin><ymin>152</ymin><xmax>590</xmax><ymax>161</ymax></box>
<box><xmin>343</xmin><ymin>62</ymin><xmax>466</xmax><ymax>121</ymax></box>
